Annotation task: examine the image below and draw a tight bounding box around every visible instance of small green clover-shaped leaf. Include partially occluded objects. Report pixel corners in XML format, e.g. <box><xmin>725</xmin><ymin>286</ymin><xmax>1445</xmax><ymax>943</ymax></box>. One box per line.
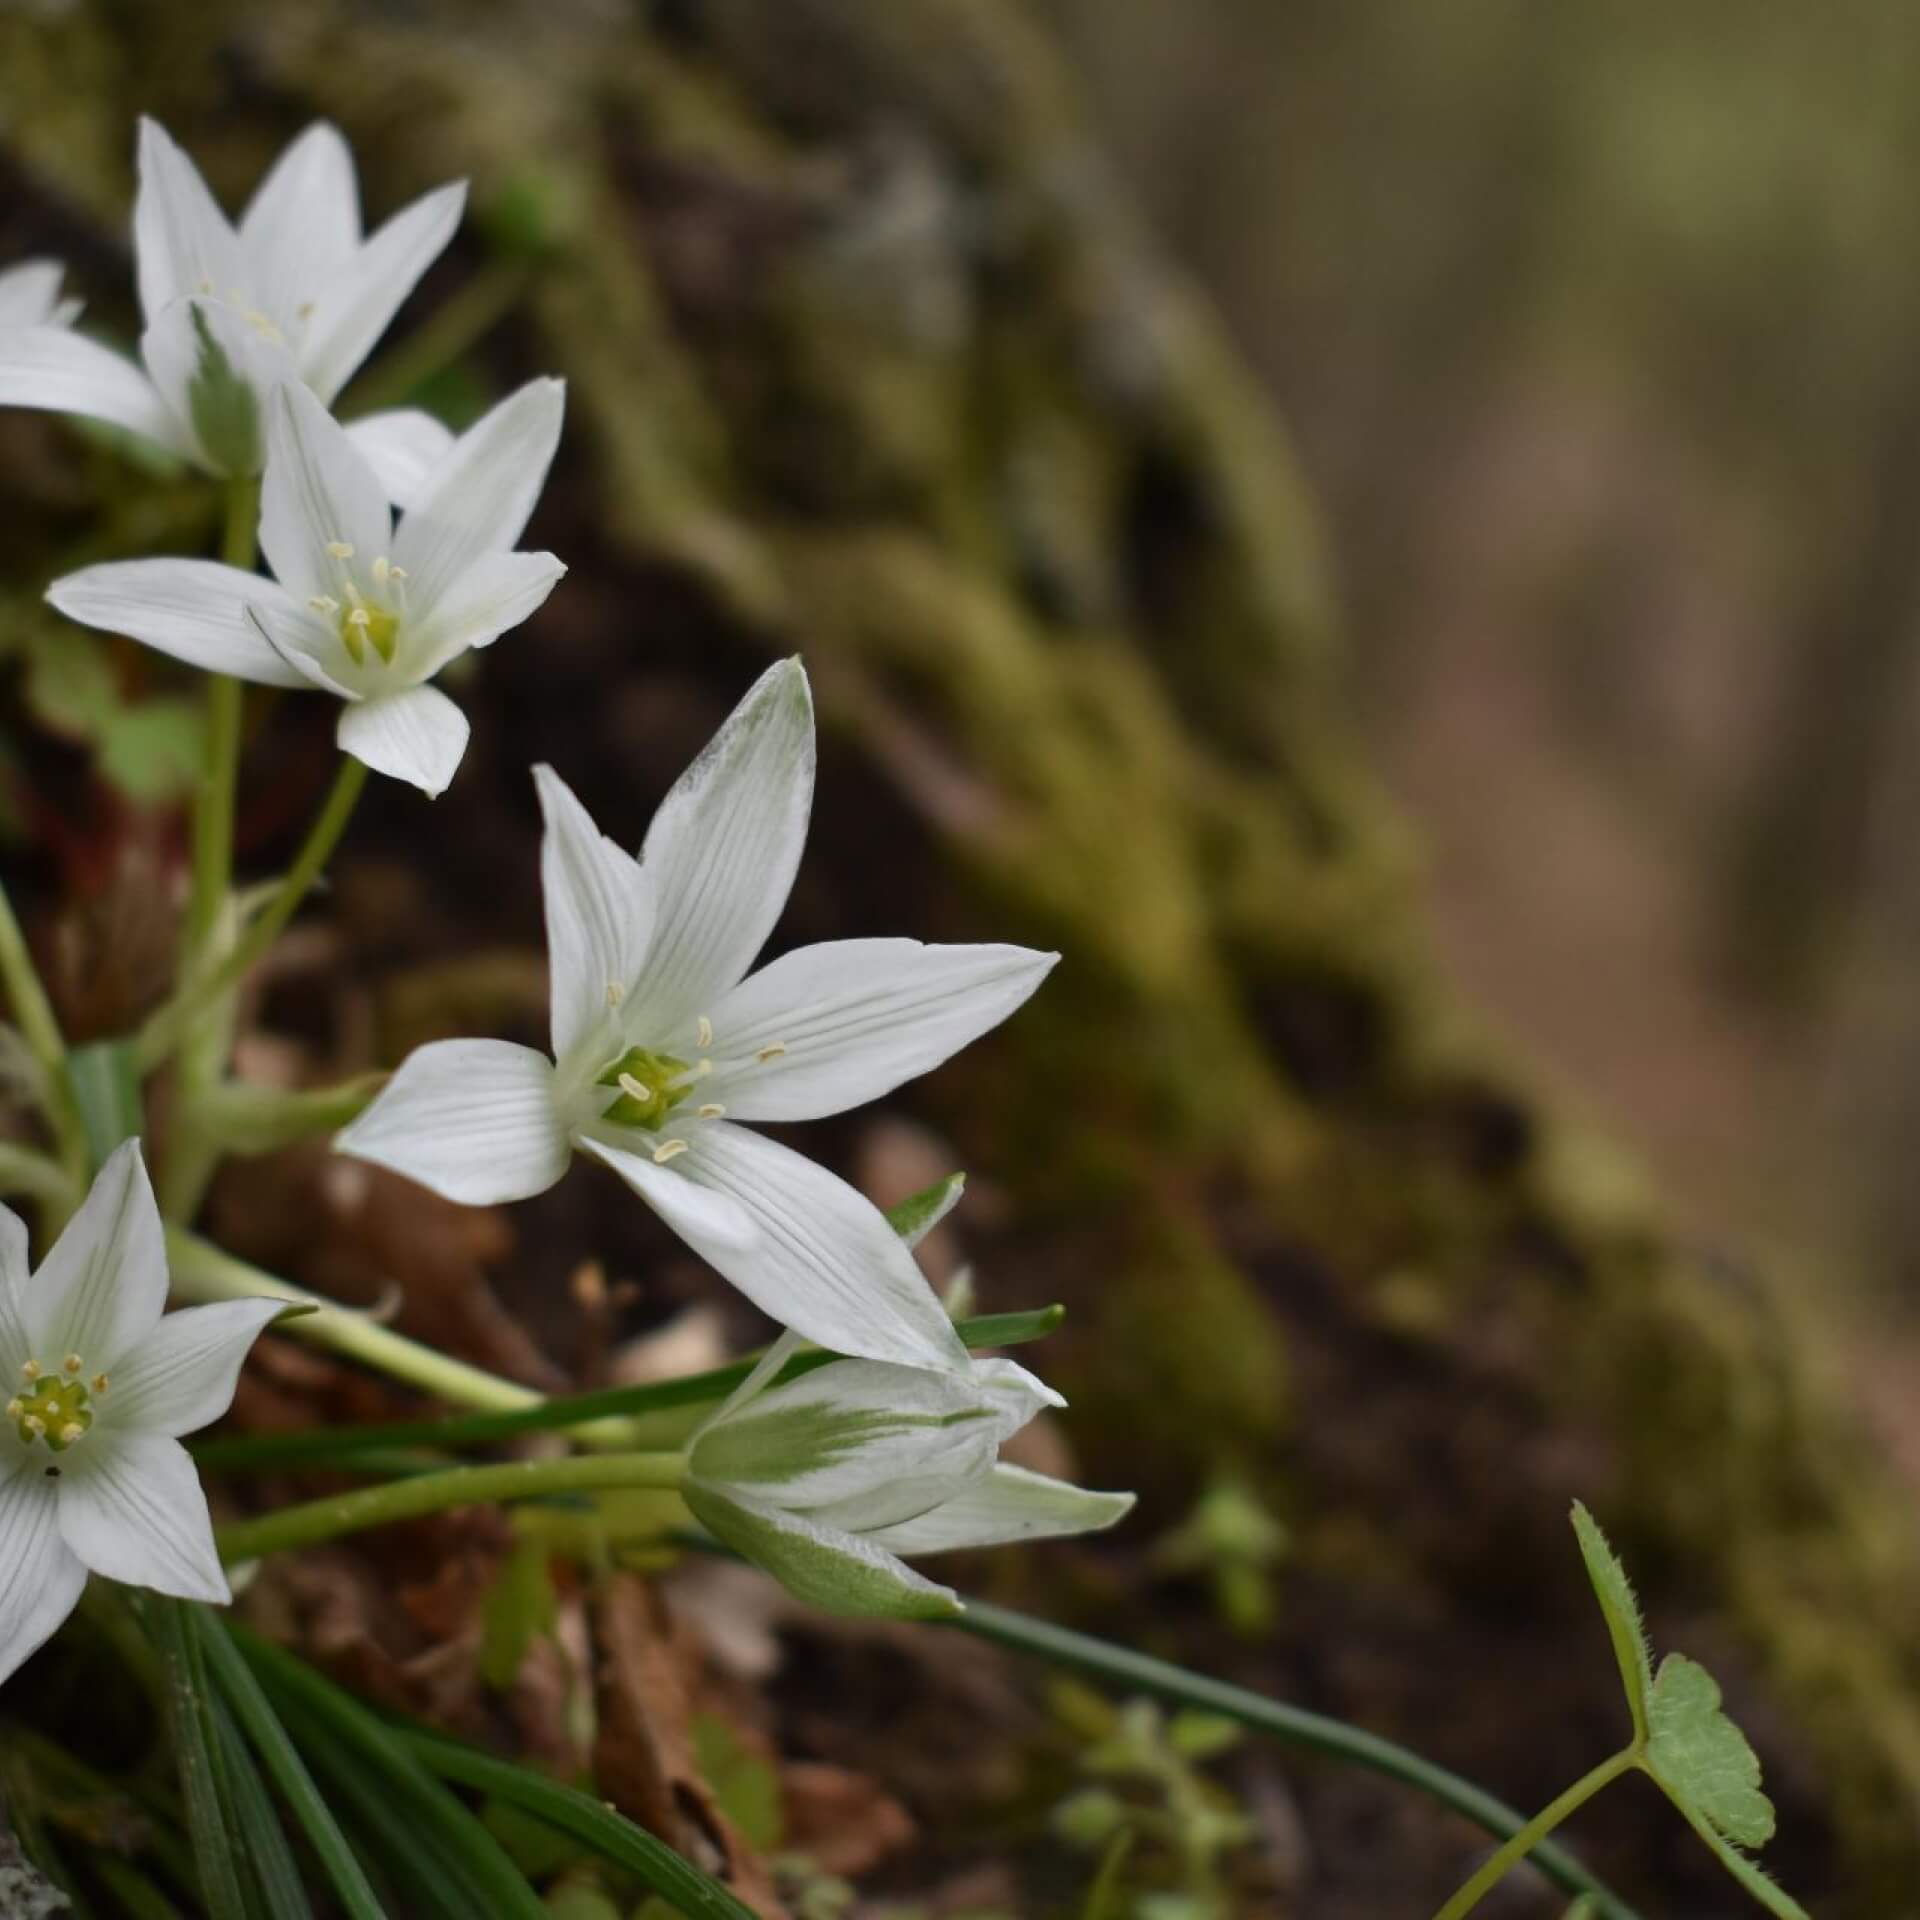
<box><xmin>1645</xmin><ymin>1654</ymin><xmax>1775</xmax><ymax>1850</ymax></box>
<box><xmin>1570</xmin><ymin>1500</ymin><xmax>1653</xmax><ymax>1741</ymax></box>
<box><xmin>1570</xmin><ymin>1506</ymin><xmax>1812</xmax><ymax>1918</ymax></box>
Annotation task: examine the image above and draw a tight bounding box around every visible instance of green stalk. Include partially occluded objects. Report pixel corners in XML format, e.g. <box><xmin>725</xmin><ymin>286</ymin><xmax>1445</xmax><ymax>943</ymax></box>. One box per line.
<box><xmin>165</xmin><ymin>1227</ymin><xmax>562</xmax><ymax>1419</ymax></box>
<box><xmin>138</xmin><ymin>756</ymin><xmax>369</xmax><ymax>1072</ymax></box>
<box><xmin>180</xmin><ymin>479</ymin><xmax>258</xmax><ymax>962</ymax></box>
<box><xmin>0</xmin><ymin>875</ymin><xmax>88</xmax><ymax>1202</ymax></box>
<box><xmin>950</xmin><ymin>1600</ymin><xmax>1643</xmax><ymax>1920</ymax></box>
<box><xmin>192</xmin><ymin>1303</ymin><xmax>1066</xmax><ymax>1469</ymax></box>
<box><xmin>215</xmin><ymin>1450</ymin><xmax>686</xmax><ymax>1562</ymax></box>
<box><xmin>1430</xmin><ymin>1749</ymin><xmax>1638</xmax><ymax>1920</ymax></box>
<box><xmin>0</xmin><ymin>1142</ymin><xmax>77</xmax><ymax>1211</ymax></box>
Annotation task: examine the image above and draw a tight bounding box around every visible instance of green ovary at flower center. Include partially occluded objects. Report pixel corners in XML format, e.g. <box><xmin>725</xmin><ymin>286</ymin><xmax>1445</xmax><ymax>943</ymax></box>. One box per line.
<box><xmin>308</xmin><ymin>544</ymin><xmax>405</xmax><ymax>668</ymax></box>
<box><xmin>7</xmin><ymin>1355</ymin><xmax>106</xmax><ymax>1453</ymax></box>
<box><xmin>596</xmin><ymin>1045</ymin><xmax>712</xmax><ymax>1133</ymax></box>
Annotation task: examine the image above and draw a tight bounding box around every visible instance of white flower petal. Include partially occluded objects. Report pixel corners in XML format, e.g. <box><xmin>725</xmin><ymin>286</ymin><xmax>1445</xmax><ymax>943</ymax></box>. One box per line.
<box><xmin>57</xmin><ymin>1431</ymin><xmax>228</xmax><ymax>1603</ymax></box>
<box><xmin>590</xmin><ymin>1120</ymin><xmax>967</xmax><ymax>1372</ymax></box>
<box><xmin>139</xmin><ymin>297</ymin><xmax>285</xmax><ymax>475</ymax></box>
<box><xmin>101</xmin><ymin>1297</ymin><xmax>284</xmax><ymax>1439</ymax></box>
<box><xmin>410</xmin><ymin>550</ymin><xmax>566</xmax><ymax>677</ymax></box>
<box><xmin>24</xmin><ymin>1139</ymin><xmax>166</xmax><ymax>1372</ymax></box>
<box><xmin>336</xmin><ymin>1039</ymin><xmax>569</xmax><ymax>1204</ymax></box>
<box><xmin>239</xmin><ymin>122</ymin><xmax>360</xmax><ymax>324</ymax></box>
<box><xmin>861</xmin><ymin>1463</ymin><xmax>1136</xmax><ymax>1556</ymax></box>
<box><xmin>0</xmin><ymin>325</ymin><xmax>182</xmax><ymax>451</ymax></box>
<box><xmin>133</xmin><ymin>119</ymin><xmax>243</xmax><ymax>327</ymax></box>
<box><xmin>392</xmin><ymin>377</ymin><xmax>566</xmax><ymax>609</ymax></box>
<box><xmin>336</xmin><ymin>685</ymin><xmax>471</xmax><ymax>796</ymax></box>
<box><xmin>0</xmin><ymin>1464</ymin><xmax>89</xmax><ymax>1686</ymax></box>
<box><xmin>631</xmin><ymin>658</ymin><xmax>816</xmax><ymax>1032</ymax></box>
<box><xmin>0</xmin><ymin>1201</ymin><xmax>29</xmax><ymax>1296</ymax></box>
<box><xmin>260</xmin><ymin>381</ymin><xmax>392</xmax><ymax>605</ymax></box>
<box><xmin>247</xmin><ymin>599</ymin><xmax>359</xmax><ymax>699</ymax></box>
<box><xmin>299</xmin><ymin>181</ymin><xmax>467</xmax><ymax>403</ymax></box>
<box><xmin>709</xmin><ymin>939</ymin><xmax>1058</xmax><ymax>1122</ymax></box>
<box><xmin>47</xmin><ymin>560</ymin><xmax>310</xmax><ymax>687</ymax></box>
<box><xmin>690</xmin><ymin>1357</ymin><xmax>1002</xmax><ymax>1509</ymax></box>
<box><xmin>576</xmin><ymin>1133</ymin><xmax>759</xmax><ymax>1253</ymax></box>
<box><xmin>0</xmin><ymin>261</ymin><xmax>72</xmax><ymax>329</ymax></box>
<box><xmin>343</xmin><ymin>407</ymin><xmax>455</xmax><ymax>510</ymax></box>
<box><xmin>684</xmin><ymin>1481</ymin><xmax>960</xmax><ymax>1620</ymax></box>
<box><xmin>535</xmin><ymin>765</ymin><xmax>654</xmax><ymax>1062</ymax></box>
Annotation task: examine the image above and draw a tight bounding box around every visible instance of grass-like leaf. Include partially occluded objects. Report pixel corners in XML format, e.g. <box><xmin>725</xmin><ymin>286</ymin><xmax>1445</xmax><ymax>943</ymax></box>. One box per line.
<box><xmin>146</xmin><ymin>1599</ymin><xmax>250</xmax><ymax>1920</ymax></box>
<box><xmin>395</xmin><ymin>1727</ymin><xmax>763</xmax><ymax>1920</ymax></box>
<box><xmin>196</xmin><ymin>1612</ymin><xmax>386</xmax><ymax>1920</ymax></box>
<box><xmin>1570</xmin><ymin>1501</ymin><xmax>1653</xmax><ymax>1742</ymax></box>
<box><xmin>194</xmin><ymin>1303</ymin><xmax>1065</xmax><ymax>1470</ymax></box>
<box><xmin>205</xmin><ymin>1686</ymin><xmax>310</xmax><ymax>1919</ymax></box>
<box><xmin>238</xmin><ymin>1629</ymin><xmax>550</xmax><ymax>1920</ymax></box>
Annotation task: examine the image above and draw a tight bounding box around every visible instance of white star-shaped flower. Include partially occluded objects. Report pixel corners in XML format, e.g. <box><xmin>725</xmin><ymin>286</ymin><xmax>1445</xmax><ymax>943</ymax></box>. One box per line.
<box><xmin>0</xmin><ymin>1141</ymin><xmax>284</xmax><ymax>1686</ymax></box>
<box><xmin>336</xmin><ymin>658</ymin><xmax>1058</xmax><ymax>1370</ymax></box>
<box><xmin>0</xmin><ymin>120</ymin><xmax>463</xmax><ymax>497</ymax></box>
<box><xmin>0</xmin><ymin>259</ymin><xmax>81</xmax><ymax>330</ymax></box>
<box><xmin>683</xmin><ymin>1337</ymin><xmax>1133</xmax><ymax>1617</ymax></box>
<box><xmin>48</xmin><ymin>376</ymin><xmax>566</xmax><ymax>796</ymax></box>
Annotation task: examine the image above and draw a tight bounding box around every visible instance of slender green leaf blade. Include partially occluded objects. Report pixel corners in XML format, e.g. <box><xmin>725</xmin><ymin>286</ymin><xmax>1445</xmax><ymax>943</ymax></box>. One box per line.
<box><xmin>397</xmin><ymin>1729</ymin><xmax>761</xmax><ymax>1920</ymax></box>
<box><xmin>147</xmin><ymin>1599</ymin><xmax>250</xmax><ymax>1920</ymax></box>
<box><xmin>1570</xmin><ymin>1502</ymin><xmax>1654</xmax><ymax>1743</ymax></box>
<box><xmin>197</xmin><ymin>1614</ymin><xmax>386</xmax><ymax>1920</ymax></box>
<box><xmin>206</xmin><ymin>1687</ymin><xmax>310</xmax><ymax>1919</ymax></box>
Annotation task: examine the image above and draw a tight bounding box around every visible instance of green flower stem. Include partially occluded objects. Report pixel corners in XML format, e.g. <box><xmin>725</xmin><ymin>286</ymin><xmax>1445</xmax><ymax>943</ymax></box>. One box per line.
<box><xmin>166</xmin><ymin>1227</ymin><xmax>558</xmax><ymax>1420</ymax></box>
<box><xmin>0</xmin><ymin>875</ymin><xmax>88</xmax><ymax>1200</ymax></box>
<box><xmin>1429</xmin><ymin>1749</ymin><xmax>1638</xmax><ymax>1920</ymax></box>
<box><xmin>0</xmin><ymin>1141</ymin><xmax>77</xmax><ymax>1211</ymax></box>
<box><xmin>215</xmin><ymin>1450</ymin><xmax>687</xmax><ymax>1562</ymax></box>
<box><xmin>137</xmin><ymin>755</ymin><xmax>369</xmax><ymax>1072</ymax></box>
<box><xmin>950</xmin><ymin>1601</ymin><xmax>1644</xmax><ymax>1920</ymax></box>
<box><xmin>180</xmin><ymin>478</ymin><xmax>259</xmax><ymax>964</ymax></box>
<box><xmin>343</xmin><ymin>260</ymin><xmax>528</xmax><ymax>415</ymax></box>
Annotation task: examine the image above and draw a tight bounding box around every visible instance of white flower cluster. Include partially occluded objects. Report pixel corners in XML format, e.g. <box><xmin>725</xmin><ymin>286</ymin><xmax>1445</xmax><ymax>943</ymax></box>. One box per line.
<box><xmin>0</xmin><ymin>120</ymin><xmax>1128</xmax><ymax>1658</ymax></box>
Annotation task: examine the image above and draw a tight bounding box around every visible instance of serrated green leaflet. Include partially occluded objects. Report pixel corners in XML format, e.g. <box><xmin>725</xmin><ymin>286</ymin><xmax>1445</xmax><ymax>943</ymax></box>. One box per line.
<box><xmin>1645</xmin><ymin>1654</ymin><xmax>1775</xmax><ymax>1850</ymax></box>
<box><xmin>1570</xmin><ymin>1501</ymin><xmax>1653</xmax><ymax>1742</ymax></box>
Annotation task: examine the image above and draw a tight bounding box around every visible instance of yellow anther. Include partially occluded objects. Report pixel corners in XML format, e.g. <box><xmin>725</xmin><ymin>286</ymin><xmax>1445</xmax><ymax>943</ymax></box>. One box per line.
<box><xmin>58</xmin><ymin>1423</ymin><xmax>84</xmax><ymax>1446</ymax></box>
<box><xmin>697</xmin><ymin>1103</ymin><xmax>726</xmax><ymax>1119</ymax></box>
<box><xmin>617</xmin><ymin>1072</ymin><xmax>652</xmax><ymax>1104</ymax></box>
<box><xmin>3</xmin><ymin>1399</ymin><xmax>19</xmax><ymax>1421</ymax></box>
<box><xmin>308</xmin><ymin>595</ymin><xmax>341</xmax><ymax>615</ymax></box>
<box><xmin>20</xmin><ymin>1360</ymin><xmax>38</xmax><ymax>1383</ymax></box>
<box><xmin>22</xmin><ymin>1415</ymin><xmax>43</xmax><ymax>1437</ymax></box>
<box><xmin>326</xmin><ymin>541</ymin><xmax>355</xmax><ymax>559</ymax></box>
<box><xmin>696</xmin><ymin>1016</ymin><xmax>713</xmax><ymax>1049</ymax></box>
<box><xmin>347</xmin><ymin>607</ymin><xmax>372</xmax><ymax>628</ymax></box>
<box><xmin>755</xmin><ymin>1042</ymin><xmax>787</xmax><ymax>1063</ymax></box>
<box><xmin>652</xmin><ymin>1139</ymin><xmax>689</xmax><ymax>1164</ymax></box>
<box><xmin>372</xmin><ymin>556</ymin><xmax>391</xmax><ymax>584</ymax></box>
<box><xmin>607</xmin><ymin>981</ymin><xmax>626</xmax><ymax>1007</ymax></box>
<box><xmin>389</xmin><ymin>564</ymin><xmax>408</xmax><ymax>580</ymax></box>
<box><xmin>91</xmin><ymin>1374</ymin><xmax>109</xmax><ymax>1395</ymax></box>
<box><xmin>62</xmin><ymin>1355</ymin><xmax>82</xmax><ymax>1375</ymax></box>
